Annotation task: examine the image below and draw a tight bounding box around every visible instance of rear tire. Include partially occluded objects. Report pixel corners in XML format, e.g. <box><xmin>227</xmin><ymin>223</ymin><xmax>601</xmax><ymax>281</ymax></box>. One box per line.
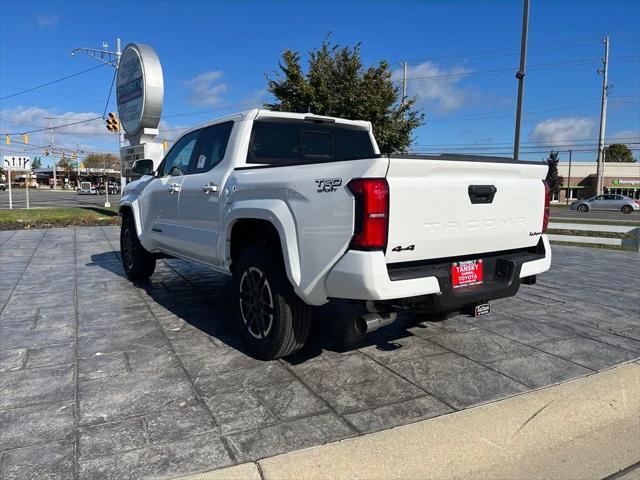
<box><xmin>232</xmin><ymin>246</ymin><xmax>311</xmax><ymax>360</ymax></box>
<box><xmin>622</xmin><ymin>205</ymin><xmax>633</xmax><ymax>214</ymax></box>
<box><xmin>120</xmin><ymin>214</ymin><xmax>156</xmax><ymax>281</ymax></box>
<box><xmin>577</xmin><ymin>204</ymin><xmax>589</xmax><ymax>213</ymax></box>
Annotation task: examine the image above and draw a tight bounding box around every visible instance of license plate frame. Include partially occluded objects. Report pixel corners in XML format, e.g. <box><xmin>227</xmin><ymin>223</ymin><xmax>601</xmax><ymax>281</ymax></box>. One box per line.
<box><xmin>451</xmin><ymin>259</ymin><xmax>483</xmax><ymax>289</ymax></box>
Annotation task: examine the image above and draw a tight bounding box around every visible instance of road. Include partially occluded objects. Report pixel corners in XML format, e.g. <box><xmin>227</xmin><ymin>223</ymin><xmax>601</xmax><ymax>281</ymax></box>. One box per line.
<box><xmin>0</xmin><ymin>189</ymin><xmax>120</xmax><ymax>209</ymax></box>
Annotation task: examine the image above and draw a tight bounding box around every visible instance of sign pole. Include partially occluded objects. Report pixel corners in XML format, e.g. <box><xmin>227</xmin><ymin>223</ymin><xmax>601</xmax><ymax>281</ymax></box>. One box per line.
<box><xmin>25</xmin><ymin>171</ymin><xmax>29</xmax><ymax>209</ymax></box>
<box><xmin>6</xmin><ymin>164</ymin><xmax>12</xmax><ymax>210</ymax></box>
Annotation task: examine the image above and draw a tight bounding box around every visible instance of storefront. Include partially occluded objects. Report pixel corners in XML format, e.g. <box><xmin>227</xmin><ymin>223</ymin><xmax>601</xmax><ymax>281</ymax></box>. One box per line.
<box><xmin>556</xmin><ymin>162</ymin><xmax>640</xmax><ymax>202</ymax></box>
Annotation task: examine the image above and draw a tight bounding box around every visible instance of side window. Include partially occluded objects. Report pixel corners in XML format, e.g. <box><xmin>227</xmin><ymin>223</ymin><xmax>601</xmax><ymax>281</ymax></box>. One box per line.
<box><xmin>604</xmin><ymin>195</ymin><xmax>616</xmax><ymax>200</ymax></box>
<box><xmin>161</xmin><ymin>130</ymin><xmax>200</xmax><ymax>176</ymax></box>
<box><xmin>192</xmin><ymin>121</ymin><xmax>234</xmax><ymax>174</ymax></box>
<box><xmin>593</xmin><ymin>195</ymin><xmax>604</xmax><ymax>201</ymax></box>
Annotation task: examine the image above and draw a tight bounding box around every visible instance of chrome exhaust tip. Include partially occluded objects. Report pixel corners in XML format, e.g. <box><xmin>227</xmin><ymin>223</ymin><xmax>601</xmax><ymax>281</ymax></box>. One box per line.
<box><xmin>355</xmin><ymin>312</ymin><xmax>398</xmax><ymax>335</ymax></box>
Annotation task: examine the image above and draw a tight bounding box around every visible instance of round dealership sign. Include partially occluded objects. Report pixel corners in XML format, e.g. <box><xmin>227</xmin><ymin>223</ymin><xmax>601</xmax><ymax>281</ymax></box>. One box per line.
<box><xmin>116</xmin><ymin>43</ymin><xmax>164</xmax><ymax>135</ymax></box>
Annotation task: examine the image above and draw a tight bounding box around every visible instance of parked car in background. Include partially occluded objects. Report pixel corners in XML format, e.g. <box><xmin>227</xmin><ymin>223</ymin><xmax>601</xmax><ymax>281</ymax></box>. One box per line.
<box><xmin>0</xmin><ymin>182</ymin><xmax>6</xmax><ymax>191</ymax></box>
<box><xmin>77</xmin><ymin>181</ymin><xmax>98</xmax><ymax>195</ymax></box>
<box><xmin>571</xmin><ymin>194</ymin><xmax>639</xmax><ymax>214</ymax></box>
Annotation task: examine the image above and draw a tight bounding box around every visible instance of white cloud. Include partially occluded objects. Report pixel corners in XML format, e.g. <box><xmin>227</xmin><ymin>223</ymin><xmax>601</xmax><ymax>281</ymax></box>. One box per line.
<box><xmin>393</xmin><ymin>62</ymin><xmax>474</xmax><ymax>113</ymax></box>
<box><xmin>37</xmin><ymin>14</ymin><xmax>59</xmax><ymax>28</ymax></box>
<box><xmin>609</xmin><ymin>129</ymin><xmax>640</xmax><ymax>144</ymax></box>
<box><xmin>181</xmin><ymin>71</ymin><xmax>227</xmax><ymax>107</ymax></box>
<box><xmin>0</xmin><ymin>106</ymin><xmax>112</xmax><ymax>158</ymax></box>
<box><xmin>239</xmin><ymin>88</ymin><xmax>268</xmax><ymax>109</ymax></box>
<box><xmin>528</xmin><ymin>117</ymin><xmax>596</xmax><ymax>145</ymax></box>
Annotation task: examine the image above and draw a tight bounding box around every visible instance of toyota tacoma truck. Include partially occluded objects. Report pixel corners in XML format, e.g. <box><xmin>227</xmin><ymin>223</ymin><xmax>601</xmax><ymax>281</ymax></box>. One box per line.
<box><xmin>119</xmin><ymin>109</ymin><xmax>551</xmax><ymax>359</ymax></box>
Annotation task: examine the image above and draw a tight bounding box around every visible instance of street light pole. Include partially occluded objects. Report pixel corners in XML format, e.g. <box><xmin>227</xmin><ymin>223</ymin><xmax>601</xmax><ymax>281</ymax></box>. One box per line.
<box><xmin>513</xmin><ymin>0</ymin><xmax>530</xmax><ymax>161</ymax></box>
<box><xmin>44</xmin><ymin>117</ymin><xmax>57</xmax><ymax>189</ymax></box>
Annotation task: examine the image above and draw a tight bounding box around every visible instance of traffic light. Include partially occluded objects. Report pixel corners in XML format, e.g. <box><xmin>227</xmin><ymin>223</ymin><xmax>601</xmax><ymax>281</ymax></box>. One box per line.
<box><xmin>61</xmin><ymin>151</ymin><xmax>65</xmax><ymax>160</ymax></box>
<box><xmin>44</xmin><ymin>148</ymin><xmax>49</xmax><ymax>156</ymax></box>
<box><xmin>106</xmin><ymin>112</ymin><xmax>120</xmax><ymax>132</ymax></box>
<box><xmin>23</xmin><ymin>133</ymin><xmax>29</xmax><ymax>144</ymax></box>
<box><xmin>72</xmin><ymin>152</ymin><xmax>77</xmax><ymax>160</ymax></box>
<box><xmin>163</xmin><ymin>139</ymin><xmax>168</xmax><ymax>151</ymax></box>
<box><xmin>5</xmin><ymin>135</ymin><xmax>9</xmax><ymax>145</ymax></box>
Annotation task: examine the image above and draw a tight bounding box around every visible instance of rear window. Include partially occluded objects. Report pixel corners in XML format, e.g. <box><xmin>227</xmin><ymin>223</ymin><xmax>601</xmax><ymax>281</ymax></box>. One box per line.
<box><xmin>247</xmin><ymin>120</ymin><xmax>375</xmax><ymax>165</ymax></box>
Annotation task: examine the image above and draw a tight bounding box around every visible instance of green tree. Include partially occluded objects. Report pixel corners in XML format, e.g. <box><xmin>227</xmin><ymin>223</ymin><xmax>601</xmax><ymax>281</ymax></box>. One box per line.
<box><xmin>31</xmin><ymin>157</ymin><xmax>42</xmax><ymax>169</ymax></box>
<box><xmin>605</xmin><ymin>143</ymin><xmax>635</xmax><ymax>162</ymax></box>
<box><xmin>544</xmin><ymin>150</ymin><xmax>564</xmax><ymax>196</ymax></box>
<box><xmin>265</xmin><ymin>39</ymin><xmax>424</xmax><ymax>153</ymax></box>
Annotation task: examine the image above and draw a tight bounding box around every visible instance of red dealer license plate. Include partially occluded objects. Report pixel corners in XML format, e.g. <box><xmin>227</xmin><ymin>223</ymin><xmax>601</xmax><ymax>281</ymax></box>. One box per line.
<box><xmin>451</xmin><ymin>259</ymin><xmax>483</xmax><ymax>288</ymax></box>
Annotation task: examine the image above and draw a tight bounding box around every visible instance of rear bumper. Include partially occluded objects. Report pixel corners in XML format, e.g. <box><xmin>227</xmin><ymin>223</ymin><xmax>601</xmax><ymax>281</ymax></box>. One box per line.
<box><xmin>325</xmin><ymin>235</ymin><xmax>551</xmax><ymax>304</ymax></box>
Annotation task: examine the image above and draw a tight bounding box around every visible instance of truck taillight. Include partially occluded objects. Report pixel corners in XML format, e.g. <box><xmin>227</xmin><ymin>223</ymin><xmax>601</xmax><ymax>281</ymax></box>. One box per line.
<box><xmin>348</xmin><ymin>178</ymin><xmax>389</xmax><ymax>250</ymax></box>
<box><xmin>542</xmin><ymin>180</ymin><xmax>550</xmax><ymax>233</ymax></box>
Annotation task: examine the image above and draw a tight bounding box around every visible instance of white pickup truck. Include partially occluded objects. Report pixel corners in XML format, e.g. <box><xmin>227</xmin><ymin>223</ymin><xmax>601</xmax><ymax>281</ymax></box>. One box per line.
<box><xmin>120</xmin><ymin>109</ymin><xmax>551</xmax><ymax>359</ymax></box>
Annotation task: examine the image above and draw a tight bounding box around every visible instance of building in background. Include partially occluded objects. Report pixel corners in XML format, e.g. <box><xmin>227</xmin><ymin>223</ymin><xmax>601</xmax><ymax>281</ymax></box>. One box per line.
<box><xmin>557</xmin><ymin>161</ymin><xmax>640</xmax><ymax>202</ymax></box>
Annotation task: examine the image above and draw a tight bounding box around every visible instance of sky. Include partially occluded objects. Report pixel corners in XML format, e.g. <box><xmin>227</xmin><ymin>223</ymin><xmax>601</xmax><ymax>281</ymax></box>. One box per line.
<box><xmin>1</xmin><ymin>0</ymin><xmax>639</xmax><ymax>168</ymax></box>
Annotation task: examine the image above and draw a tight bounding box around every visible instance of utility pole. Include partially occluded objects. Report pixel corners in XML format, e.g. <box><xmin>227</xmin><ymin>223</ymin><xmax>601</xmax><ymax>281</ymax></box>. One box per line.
<box><xmin>566</xmin><ymin>149</ymin><xmax>573</xmax><ymax>205</ymax></box>
<box><xmin>44</xmin><ymin>117</ymin><xmax>57</xmax><ymax>189</ymax></box>
<box><xmin>401</xmin><ymin>61</ymin><xmax>408</xmax><ymax>106</ymax></box>
<box><xmin>513</xmin><ymin>0</ymin><xmax>530</xmax><ymax>161</ymax></box>
<box><xmin>595</xmin><ymin>35</ymin><xmax>610</xmax><ymax>196</ymax></box>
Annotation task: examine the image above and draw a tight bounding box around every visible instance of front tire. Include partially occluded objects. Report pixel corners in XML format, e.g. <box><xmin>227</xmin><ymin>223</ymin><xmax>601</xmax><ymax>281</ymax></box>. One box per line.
<box><xmin>577</xmin><ymin>204</ymin><xmax>589</xmax><ymax>213</ymax></box>
<box><xmin>622</xmin><ymin>205</ymin><xmax>633</xmax><ymax>214</ymax></box>
<box><xmin>232</xmin><ymin>246</ymin><xmax>311</xmax><ymax>360</ymax></box>
<box><xmin>120</xmin><ymin>214</ymin><xmax>156</xmax><ymax>281</ymax></box>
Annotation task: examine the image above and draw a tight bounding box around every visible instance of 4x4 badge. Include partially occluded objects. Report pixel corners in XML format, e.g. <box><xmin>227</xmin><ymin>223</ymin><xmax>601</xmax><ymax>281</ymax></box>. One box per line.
<box><xmin>392</xmin><ymin>245</ymin><xmax>415</xmax><ymax>252</ymax></box>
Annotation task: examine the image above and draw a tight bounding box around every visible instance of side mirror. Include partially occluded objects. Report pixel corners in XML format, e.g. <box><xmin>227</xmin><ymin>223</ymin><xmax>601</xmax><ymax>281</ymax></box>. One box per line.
<box><xmin>132</xmin><ymin>159</ymin><xmax>155</xmax><ymax>176</ymax></box>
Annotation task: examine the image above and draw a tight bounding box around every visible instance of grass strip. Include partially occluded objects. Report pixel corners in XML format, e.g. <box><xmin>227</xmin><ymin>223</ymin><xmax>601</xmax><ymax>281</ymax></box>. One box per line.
<box><xmin>0</xmin><ymin>207</ymin><xmax>120</xmax><ymax>230</ymax></box>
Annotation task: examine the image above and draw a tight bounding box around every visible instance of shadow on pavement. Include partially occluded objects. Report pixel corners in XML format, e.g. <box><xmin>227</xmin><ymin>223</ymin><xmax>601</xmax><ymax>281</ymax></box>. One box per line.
<box><xmin>88</xmin><ymin>251</ymin><xmax>429</xmax><ymax>364</ymax></box>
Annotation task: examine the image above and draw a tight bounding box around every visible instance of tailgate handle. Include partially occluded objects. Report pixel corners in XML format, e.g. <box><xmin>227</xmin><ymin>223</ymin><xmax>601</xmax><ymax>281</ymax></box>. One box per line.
<box><xmin>468</xmin><ymin>185</ymin><xmax>497</xmax><ymax>204</ymax></box>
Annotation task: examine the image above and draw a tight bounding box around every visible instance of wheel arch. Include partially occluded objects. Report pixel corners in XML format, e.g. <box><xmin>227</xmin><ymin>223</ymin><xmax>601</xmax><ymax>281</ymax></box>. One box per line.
<box><xmin>224</xmin><ymin>202</ymin><xmax>301</xmax><ymax>289</ymax></box>
<box><xmin>119</xmin><ymin>201</ymin><xmax>142</xmax><ymax>237</ymax></box>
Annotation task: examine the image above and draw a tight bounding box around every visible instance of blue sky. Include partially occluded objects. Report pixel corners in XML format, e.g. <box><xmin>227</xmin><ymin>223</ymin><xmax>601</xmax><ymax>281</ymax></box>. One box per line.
<box><xmin>1</xmin><ymin>0</ymin><xmax>638</xmax><ymax>167</ymax></box>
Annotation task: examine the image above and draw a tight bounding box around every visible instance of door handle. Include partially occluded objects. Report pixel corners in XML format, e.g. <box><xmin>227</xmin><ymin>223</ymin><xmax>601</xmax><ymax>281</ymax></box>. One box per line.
<box><xmin>468</xmin><ymin>185</ymin><xmax>497</xmax><ymax>204</ymax></box>
<box><xmin>168</xmin><ymin>183</ymin><xmax>181</xmax><ymax>194</ymax></box>
<box><xmin>202</xmin><ymin>183</ymin><xmax>219</xmax><ymax>195</ymax></box>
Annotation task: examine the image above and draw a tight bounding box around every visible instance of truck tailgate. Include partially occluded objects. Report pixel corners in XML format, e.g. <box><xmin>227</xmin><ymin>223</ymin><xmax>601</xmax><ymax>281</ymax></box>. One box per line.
<box><xmin>384</xmin><ymin>156</ymin><xmax>548</xmax><ymax>263</ymax></box>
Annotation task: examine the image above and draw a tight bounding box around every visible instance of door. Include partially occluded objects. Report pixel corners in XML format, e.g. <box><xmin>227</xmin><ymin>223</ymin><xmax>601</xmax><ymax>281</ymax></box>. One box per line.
<box><xmin>145</xmin><ymin>129</ymin><xmax>201</xmax><ymax>252</ymax></box>
<box><xmin>602</xmin><ymin>194</ymin><xmax>619</xmax><ymax>210</ymax></box>
<box><xmin>589</xmin><ymin>195</ymin><xmax>605</xmax><ymax>210</ymax></box>
<box><xmin>176</xmin><ymin>121</ymin><xmax>235</xmax><ymax>264</ymax></box>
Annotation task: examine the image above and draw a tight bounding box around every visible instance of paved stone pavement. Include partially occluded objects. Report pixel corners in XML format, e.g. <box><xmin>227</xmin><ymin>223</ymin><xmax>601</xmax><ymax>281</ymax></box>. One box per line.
<box><xmin>0</xmin><ymin>226</ymin><xmax>638</xmax><ymax>480</ymax></box>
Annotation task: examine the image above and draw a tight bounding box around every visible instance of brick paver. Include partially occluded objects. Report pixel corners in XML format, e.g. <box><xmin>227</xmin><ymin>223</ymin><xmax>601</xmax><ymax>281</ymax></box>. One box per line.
<box><xmin>1</xmin><ymin>227</ymin><xmax>638</xmax><ymax>479</ymax></box>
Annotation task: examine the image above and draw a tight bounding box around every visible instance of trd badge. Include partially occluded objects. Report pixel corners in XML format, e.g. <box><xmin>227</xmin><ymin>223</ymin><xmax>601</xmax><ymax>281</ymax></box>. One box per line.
<box><xmin>315</xmin><ymin>178</ymin><xmax>342</xmax><ymax>193</ymax></box>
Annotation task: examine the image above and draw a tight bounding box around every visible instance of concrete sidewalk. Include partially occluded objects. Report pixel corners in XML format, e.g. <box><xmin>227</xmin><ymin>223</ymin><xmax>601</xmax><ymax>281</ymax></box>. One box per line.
<box><xmin>182</xmin><ymin>362</ymin><xmax>640</xmax><ymax>480</ymax></box>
